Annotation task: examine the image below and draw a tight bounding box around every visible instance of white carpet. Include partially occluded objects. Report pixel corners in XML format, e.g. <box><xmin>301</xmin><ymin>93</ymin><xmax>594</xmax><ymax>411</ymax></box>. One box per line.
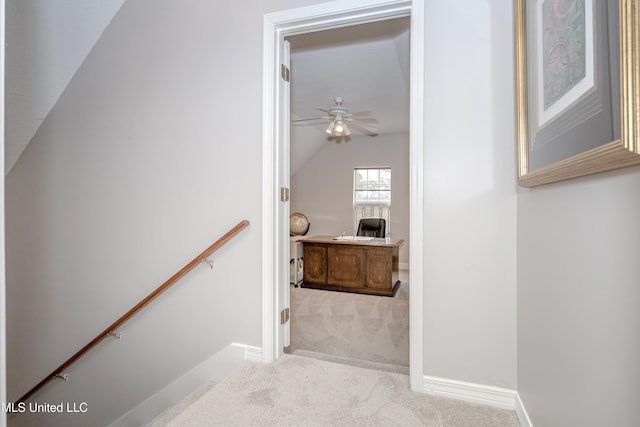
<box><xmin>287</xmin><ymin>274</ymin><xmax>410</xmax><ymax>369</ymax></box>
<box><xmin>151</xmin><ymin>355</ymin><xmax>520</xmax><ymax>427</ymax></box>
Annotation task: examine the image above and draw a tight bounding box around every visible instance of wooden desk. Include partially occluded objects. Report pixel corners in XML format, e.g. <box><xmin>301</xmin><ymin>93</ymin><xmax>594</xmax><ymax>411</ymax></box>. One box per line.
<box><xmin>300</xmin><ymin>235</ymin><xmax>403</xmax><ymax>297</ymax></box>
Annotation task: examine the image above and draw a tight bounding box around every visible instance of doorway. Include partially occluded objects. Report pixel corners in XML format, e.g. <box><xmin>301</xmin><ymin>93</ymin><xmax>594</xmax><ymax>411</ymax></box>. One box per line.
<box><xmin>262</xmin><ymin>0</ymin><xmax>424</xmax><ymax>392</ymax></box>
<box><xmin>286</xmin><ymin>17</ymin><xmax>411</xmax><ymax>372</ymax></box>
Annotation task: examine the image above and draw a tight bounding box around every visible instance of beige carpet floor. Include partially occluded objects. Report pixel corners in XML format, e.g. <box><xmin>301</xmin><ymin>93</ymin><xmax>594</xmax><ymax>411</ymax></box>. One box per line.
<box><xmin>151</xmin><ymin>355</ymin><xmax>520</xmax><ymax>427</ymax></box>
<box><xmin>286</xmin><ymin>272</ymin><xmax>410</xmax><ymax>371</ymax></box>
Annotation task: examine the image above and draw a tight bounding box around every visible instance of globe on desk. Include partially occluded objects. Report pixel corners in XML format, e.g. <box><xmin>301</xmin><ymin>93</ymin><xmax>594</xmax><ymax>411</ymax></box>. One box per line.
<box><xmin>290</xmin><ymin>212</ymin><xmax>310</xmax><ymax>236</ymax></box>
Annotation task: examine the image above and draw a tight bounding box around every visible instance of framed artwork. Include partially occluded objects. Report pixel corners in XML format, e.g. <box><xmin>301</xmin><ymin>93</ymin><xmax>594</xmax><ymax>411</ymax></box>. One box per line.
<box><xmin>515</xmin><ymin>0</ymin><xmax>640</xmax><ymax>187</ymax></box>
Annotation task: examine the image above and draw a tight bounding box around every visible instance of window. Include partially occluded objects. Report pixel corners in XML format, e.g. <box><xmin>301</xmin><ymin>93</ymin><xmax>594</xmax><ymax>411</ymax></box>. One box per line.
<box><xmin>353</xmin><ymin>168</ymin><xmax>391</xmax><ymax>236</ymax></box>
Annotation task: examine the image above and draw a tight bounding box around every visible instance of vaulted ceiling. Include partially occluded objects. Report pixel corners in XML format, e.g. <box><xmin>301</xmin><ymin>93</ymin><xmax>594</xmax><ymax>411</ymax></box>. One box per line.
<box><xmin>5</xmin><ymin>0</ymin><xmax>125</xmax><ymax>173</ymax></box>
<box><xmin>288</xmin><ymin>17</ymin><xmax>410</xmax><ymax>175</ymax></box>
<box><xmin>5</xmin><ymin>3</ymin><xmax>409</xmax><ymax>175</ymax></box>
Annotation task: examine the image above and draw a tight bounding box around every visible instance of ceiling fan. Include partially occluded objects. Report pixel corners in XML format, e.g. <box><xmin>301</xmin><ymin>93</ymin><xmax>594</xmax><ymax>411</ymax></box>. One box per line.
<box><xmin>292</xmin><ymin>96</ymin><xmax>378</xmax><ymax>137</ymax></box>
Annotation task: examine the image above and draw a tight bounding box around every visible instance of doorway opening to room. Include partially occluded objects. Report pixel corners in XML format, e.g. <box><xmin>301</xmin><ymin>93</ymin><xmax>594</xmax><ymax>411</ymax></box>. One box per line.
<box><xmin>262</xmin><ymin>0</ymin><xmax>424</xmax><ymax>392</ymax></box>
<box><xmin>285</xmin><ymin>18</ymin><xmax>412</xmax><ymax>375</ymax></box>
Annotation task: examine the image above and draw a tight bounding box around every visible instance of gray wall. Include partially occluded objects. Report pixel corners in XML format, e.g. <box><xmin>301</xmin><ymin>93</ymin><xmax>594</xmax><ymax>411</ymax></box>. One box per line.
<box><xmin>517</xmin><ymin>170</ymin><xmax>640</xmax><ymax>426</ymax></box>
<box><xmin>290</xmin><ymin>132</ymin><xmax>410</xmax><ymax>263</ymax></box>
<box><xmin>422</xmin><ymin>1</ymin><xmax>517</xmax><ymax>388</ymax></box>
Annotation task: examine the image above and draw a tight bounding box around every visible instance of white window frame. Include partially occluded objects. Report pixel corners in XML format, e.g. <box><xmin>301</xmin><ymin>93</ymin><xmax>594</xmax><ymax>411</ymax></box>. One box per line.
<box><xmin>353</xmin><ymin>167</ymin><xmax>391</xmax><ymax>236</ymax></box>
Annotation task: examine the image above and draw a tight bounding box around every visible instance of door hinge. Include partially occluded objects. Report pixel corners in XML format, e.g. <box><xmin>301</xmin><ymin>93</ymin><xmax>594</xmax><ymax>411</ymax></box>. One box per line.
<box><xmin>280</xmin><ymin>307</ymin><xmax>290</xmax><ymax>324</ymax></box>
<box><xmin>281</xmin><ymin>64</ymin><xmax>290</xmax><ymax>82</ymax></box>
<box><xmin>280</xmin><ymin>187</ymin><xmax>290</xmax><ymax>202</ymax></box>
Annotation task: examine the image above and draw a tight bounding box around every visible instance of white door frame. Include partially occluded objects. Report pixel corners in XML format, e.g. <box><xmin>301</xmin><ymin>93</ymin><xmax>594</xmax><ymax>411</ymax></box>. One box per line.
<box><xmin>262</xmin><ymin>0</ymin><xmax>424</xmax><ymax>391</ymax></box>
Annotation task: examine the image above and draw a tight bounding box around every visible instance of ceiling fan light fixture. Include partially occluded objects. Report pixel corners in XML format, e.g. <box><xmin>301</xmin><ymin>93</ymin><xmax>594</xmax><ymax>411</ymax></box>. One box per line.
<box><xmin>337</xmin><ymin>122</ymin><xmax>351</xmax><ymax>136</ymax></box>
<box><xmin>326</xmin><ymin>119</ymin><xmax>351</xmax><ymax>137</ymax></box>
<box><xmin>329</xmin><ymin>113</ymin><xmax>350</xmax><ymax>137</ymax></box>
<box><xmin>325</xmin><ymin>121</ymin><xmax>335</xmax><ymax>134</ymax></box>
<box><xmin>300</xmin><ymin>97</ymin><xmax>370</xmax><ymax>137</ymax></box>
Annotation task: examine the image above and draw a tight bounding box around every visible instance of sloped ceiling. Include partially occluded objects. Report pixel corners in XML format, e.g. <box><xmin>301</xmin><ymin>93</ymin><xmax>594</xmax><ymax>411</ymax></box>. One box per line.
<box><xmin>289</xmin><ymin>17</ymin><xmax>410</xmax><ymax>175</ymax></box>
<box><xmin>5</xmin><ymin>0</ymin><xmax>126</xmax><ymax>173</ymax></box>
<box><xmin>4</xmin><ymin>3</ymin><xmax>408</xmax><ymax>176</ymax></box>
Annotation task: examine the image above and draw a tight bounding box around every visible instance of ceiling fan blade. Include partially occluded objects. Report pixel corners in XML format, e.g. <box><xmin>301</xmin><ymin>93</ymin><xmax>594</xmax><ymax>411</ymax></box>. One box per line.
<box><xmin>292</xmin><ymin>116</ymin><xmax>331</xmax><ymax>123</ymax></box>
<box><xmin>349</xmin><ymin>122</ymin><xmax>378</xmax><ymax>136</ymax></box>
<box><xmin>346</xmin><ymin>117</ymin><xmax>379</xmax><ymax>124</ymax></box>
<box><xmin>349</xmin><ymin>110</ymin><xmax>375</xmax><ymax>117</ymax></box>
<box><xmin>312</xmin><ymin>107</ymin><xmax>331</xmax><ymax>113</ymax></box>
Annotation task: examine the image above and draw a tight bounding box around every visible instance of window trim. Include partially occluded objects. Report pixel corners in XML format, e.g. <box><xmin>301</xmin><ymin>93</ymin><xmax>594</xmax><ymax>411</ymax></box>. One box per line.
<box><xmin>353</xmin><ymin>167</ymin><xmax>392</xmax><ymax>236</ymax></box>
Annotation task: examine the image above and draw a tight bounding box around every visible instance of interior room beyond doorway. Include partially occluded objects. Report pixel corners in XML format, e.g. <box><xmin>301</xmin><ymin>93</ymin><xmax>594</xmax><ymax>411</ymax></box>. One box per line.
<box><xmin>285</xmin><ymin>16</ymin><xmax>411</xmax><ymax>373</ymax></box>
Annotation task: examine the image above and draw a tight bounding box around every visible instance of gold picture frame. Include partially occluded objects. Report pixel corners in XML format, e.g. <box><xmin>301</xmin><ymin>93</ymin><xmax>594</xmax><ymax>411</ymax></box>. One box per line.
<box><xmin>516</xmin><ymin>0</ymin><xmax>640</xmax><ymax>187</ymax></box>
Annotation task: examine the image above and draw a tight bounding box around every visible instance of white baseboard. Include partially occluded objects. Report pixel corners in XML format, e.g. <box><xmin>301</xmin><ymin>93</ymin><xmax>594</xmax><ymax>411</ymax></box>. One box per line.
<box><xmin>243</xmin><ymin>344</ymin><xmax>263</xmax><ymax>363</ymax></box>
<box><xmin>422</xmin><ymin>375</ymin><xmax>517</xmax><ymax>410</ymax></box>
<box><xmin>110</xmin><ymin>343</ymin><xmax>262</xmax><ymax>427</ymax></box>
<box><xmin>422</xmin><ymin>375</ymin><xmax>533</xmax><ymax>426</ymax></box>
<box><xmin>515</xmin><ymin>393</ymin><xmax>533</xmax><ymax>427</ymax></box>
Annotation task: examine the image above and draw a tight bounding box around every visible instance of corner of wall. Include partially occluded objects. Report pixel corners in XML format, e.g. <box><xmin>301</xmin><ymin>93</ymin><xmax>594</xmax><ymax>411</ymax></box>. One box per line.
<box><xmin>515</xmin><ymin>393</ymin><xmax>533</xmax><ymax>427</ymax></box>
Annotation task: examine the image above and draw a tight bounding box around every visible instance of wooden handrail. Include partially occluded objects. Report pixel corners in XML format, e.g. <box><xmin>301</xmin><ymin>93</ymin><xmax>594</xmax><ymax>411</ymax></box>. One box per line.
<box><xmin>17</xmin><ymin>220</ymin><xmax>250</xmax><ymax>404</ymax></box>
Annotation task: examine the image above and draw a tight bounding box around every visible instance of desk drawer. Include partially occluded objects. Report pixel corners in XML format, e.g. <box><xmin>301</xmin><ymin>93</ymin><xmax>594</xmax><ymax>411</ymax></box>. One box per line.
<box><xmin>327</xmin><ymin>246</ymin><xmax>366</xmax><ymax>287</ymax></box>
<box><xmin>366</xmin><ymin>247</ymin><xmax>392</xmax><ymax>289</ymax></box>
<box><xmin>303</xmin><ymin>245</ymin><xmax>327</xmax><ymax>285</ymax></box>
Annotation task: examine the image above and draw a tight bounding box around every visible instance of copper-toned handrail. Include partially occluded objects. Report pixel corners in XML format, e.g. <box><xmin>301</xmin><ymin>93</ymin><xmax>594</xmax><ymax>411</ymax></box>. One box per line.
<box><xmin>17</xmin><ymin>220</ymin><xmax>250</xmax><ymax>404</ymax></box>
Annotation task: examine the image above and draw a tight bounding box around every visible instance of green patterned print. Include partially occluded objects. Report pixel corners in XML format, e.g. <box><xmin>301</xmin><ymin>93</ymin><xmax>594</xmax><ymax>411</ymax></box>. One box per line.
<box><xmin>542</xmin><ymin>0</ymin><xmax>586</xmax><ymax>109</ymax></box>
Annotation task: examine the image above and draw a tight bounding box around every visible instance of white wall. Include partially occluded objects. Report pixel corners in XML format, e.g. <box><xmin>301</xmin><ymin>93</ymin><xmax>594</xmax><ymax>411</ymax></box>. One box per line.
<box><xmin>422</xmin><ymin>0</ymin><xmax>517</xmax><ymax>388</ymax></box>
<box><xmin>290</xmin><ymin>132</ymin><xmax>410</xmax><ymax>263</ymax></box>
<box><xmin>4</xmin><ymin>0</ymin><xmax>323</xmax><ymax>425</ymax></box>
<box><xmin>517</xmin><ymin>169</ymin><xmax>640</xmax><ymax>426</ymax></box>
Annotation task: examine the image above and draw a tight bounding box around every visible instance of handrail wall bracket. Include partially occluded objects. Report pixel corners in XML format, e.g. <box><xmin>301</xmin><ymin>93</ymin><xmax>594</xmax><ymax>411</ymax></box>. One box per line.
<box><xmin>54</xmin><ymin>374</ymin><xmax>69</xmax><ymax>382</ymax></box>
<box><xmin>201</xmin><ymin>258</ymin><xmax>215</xmax><ymax>269</ymax></box>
